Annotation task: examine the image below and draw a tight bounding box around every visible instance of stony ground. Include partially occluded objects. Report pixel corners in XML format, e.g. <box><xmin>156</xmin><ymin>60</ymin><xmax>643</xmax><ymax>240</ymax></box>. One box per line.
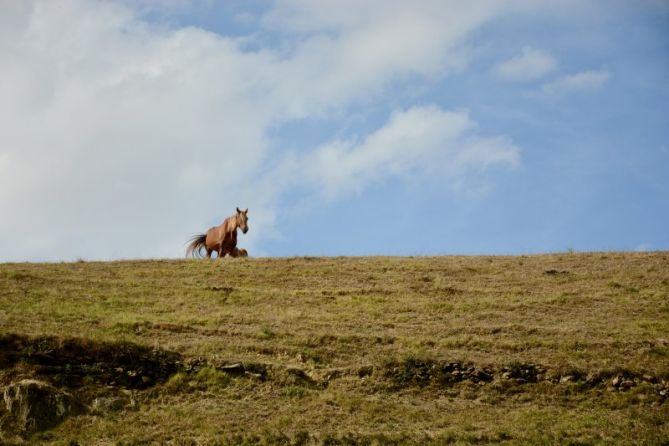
<box><xmin>0</xmin><ymin>252</ymin><xmax>668</xmax><ymax>445</ymax></box>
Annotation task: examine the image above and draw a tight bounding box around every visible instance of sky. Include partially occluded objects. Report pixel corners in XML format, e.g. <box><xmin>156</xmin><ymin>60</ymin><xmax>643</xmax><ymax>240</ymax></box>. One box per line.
<box><xmin>0</xmin><ymin>0</ymin><xmax>667</xmax><ymax>261</ymax></box>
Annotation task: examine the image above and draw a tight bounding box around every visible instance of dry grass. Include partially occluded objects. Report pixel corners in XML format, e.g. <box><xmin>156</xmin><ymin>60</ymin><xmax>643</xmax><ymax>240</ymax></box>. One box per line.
<box><xmin>0</xmin><ymin>252</ymin><xmax>668</xmax><ymax>444</ymax></box>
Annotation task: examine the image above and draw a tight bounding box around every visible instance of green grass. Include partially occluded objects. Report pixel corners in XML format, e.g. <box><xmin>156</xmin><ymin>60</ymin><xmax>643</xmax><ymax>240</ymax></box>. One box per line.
<box><xmin>1</xmin><ymin>253</ymin><xmax>668</xmax><ymax>444</ymax></box>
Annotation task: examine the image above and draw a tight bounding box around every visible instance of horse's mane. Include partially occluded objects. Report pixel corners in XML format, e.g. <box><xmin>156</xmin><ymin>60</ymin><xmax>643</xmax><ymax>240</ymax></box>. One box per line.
<box><xmin>222</xmin><ymin>215</ymin><xmax>238</xmax><ymax>234</ymax></box>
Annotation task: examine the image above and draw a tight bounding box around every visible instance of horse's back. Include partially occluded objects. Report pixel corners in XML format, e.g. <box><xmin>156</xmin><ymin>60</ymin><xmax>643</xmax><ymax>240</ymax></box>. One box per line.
<box><xmin>205</xmin><ymin>225</ymin><xmax>222</xmax><ymax>248</ymax></box>
<box><xmin>204</xmin><ymin>223</ymin><xmax>237</xmax><ymax>254</ymax></box>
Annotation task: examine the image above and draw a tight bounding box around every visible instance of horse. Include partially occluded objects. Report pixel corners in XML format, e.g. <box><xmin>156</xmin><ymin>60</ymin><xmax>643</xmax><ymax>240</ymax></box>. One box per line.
<box><xmin>230</xmin><ymin>247</ymin><xmax>248</xmax><ymax>258</ymax></box>
<box><xmin>186</xmin><ymin>208</ymin><xmax>248</xmax><ymax>258</ymax></box>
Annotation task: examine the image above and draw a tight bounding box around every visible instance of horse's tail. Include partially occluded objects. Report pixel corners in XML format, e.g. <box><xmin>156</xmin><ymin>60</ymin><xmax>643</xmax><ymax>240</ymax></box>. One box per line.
<box><xmin>186</xmin><ymin>233</ymin><xmax>207</xmax><ymax>258</ymax></box>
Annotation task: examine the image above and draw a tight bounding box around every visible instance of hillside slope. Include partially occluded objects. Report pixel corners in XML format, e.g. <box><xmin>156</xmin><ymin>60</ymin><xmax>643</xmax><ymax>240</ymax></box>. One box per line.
<box><xmin>1</xmin><ymin>253</ymin><xmax>668</xmax><ymax>444</ymax></box>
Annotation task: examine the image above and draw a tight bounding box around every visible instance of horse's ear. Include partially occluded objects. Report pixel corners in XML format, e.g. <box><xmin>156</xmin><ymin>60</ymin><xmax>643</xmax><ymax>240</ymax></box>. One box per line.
<box><xmin>236</xmin><ymin>207</ymin><xmax>241</xmax><ymax>213</ymax></box>
<box><xmin>244</xmin><ymin>208</ymin><xmax>248</xmax><ymax>214</ymax></box>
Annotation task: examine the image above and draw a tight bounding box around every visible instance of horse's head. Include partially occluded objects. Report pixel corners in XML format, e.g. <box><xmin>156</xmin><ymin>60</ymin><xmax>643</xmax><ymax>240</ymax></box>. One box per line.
<box><xmin>236</xmin><ymin>207</ymin><xmax>249</xmax><ymax>234</ymax></box>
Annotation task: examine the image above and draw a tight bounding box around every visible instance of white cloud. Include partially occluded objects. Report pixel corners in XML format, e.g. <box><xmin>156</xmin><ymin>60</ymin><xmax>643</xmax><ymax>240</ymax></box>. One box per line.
<box><xmin>0</xmin><ymin>1</ymin><xmax>273</xmax><ymax>261</ymax></box>
<box><xmin>297</xmin><ymin>106</ymin><xmax>520</xmax><ymax>199</ymax></box>
<box><xmin>0</xmin><ymin>0</ymin><xmax>526</xmax><ymax>261</ymax></box>
<box><xmin>494</xmin><ymin>46</ymin><xmax>557</xmax><ymax>82</ymax></box>
<box><xmin>259</xmin><ymin>0</ymin><xmax>514</xmax><ymax>119</ymax></box>
<box><xmin>264</xmin><ymin>0</ymin><xmax>504</xmax><ymax>34</ymax></box>
<box><xmin>539</xmin><ymin>69</ymin><xmax>611</xmax><ymax>96</ymax></box>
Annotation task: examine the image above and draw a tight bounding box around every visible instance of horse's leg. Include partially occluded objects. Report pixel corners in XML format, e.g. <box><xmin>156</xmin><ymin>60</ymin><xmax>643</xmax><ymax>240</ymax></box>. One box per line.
<box><xmin>206</xmin><ymin>248</ymin><xmax>212</xmax><ymax>258</ymax></box>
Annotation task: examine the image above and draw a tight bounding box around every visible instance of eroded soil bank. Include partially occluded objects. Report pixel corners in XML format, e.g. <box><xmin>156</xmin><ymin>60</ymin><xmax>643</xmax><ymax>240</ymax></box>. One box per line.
<box><xmin>1</xmin><ymin>332</ymin><xmax>667</xmax><ymax>442</ymax></box>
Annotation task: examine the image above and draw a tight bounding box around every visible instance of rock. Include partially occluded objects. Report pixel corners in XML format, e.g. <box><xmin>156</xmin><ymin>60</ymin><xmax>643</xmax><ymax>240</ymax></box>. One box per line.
<box><xmin>470</xmin><ymin>369</ymin><xmax>493</xmax><ymax>383</ymax></box>
<box><xmin>219</xmin><ymin>363</ymin><xmax>245</xmax><ymax>375</ymax></box>
<box><xmin>620</xmin><ymin>379</ymin><xmax>634</xmax><ymax>389</ymax></box>
<box><xmin>183</xmin><ymin>357</ymin><xmax>206</xmax><ymax>373</ymax></box>
<box><xmin>560</xmin><ymin>375</ymin><xmax>574</xmax><ymax>383</ymax></box>
<box><xmin>244</xmin><ymin>372</ymin><xmax>264</xmax><ymax>380</ymax></box>
<box><xmin>3</xmin><ymin>379</ymin><xmax>85</xmax><ymax>433</ymax></box>
<box><xmin>612</xmin><ymin>376</ymin><xmax>621</xmax><ymax>387</ymax></box>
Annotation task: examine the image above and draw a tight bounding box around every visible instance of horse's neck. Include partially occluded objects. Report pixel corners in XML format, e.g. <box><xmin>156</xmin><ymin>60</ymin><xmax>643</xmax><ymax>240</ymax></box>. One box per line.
<box><xmin>223</xmin><ymin>216</ymin><xmax>238</xmax><ymax>234</ymax></box>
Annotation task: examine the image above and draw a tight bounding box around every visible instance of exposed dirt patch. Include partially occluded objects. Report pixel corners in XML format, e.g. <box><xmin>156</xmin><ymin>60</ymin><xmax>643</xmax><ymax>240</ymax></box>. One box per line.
<box><xmin>382</xmin><ymin>357</ymin><xmax>669</xmax><ymax>399</ymax></box>
<box><xmin>208</xmin><ymin>285</ymin><xmax>235</xmax><ymax>295</ymax></box>
<box><xmin>0</xmin><ymin>333</ymin><xmax>180</xmax><ymax>390</ymax></box>
<box><xmin>544</xmin><ymin>269</ymin><xmax>570</xmax><ymax>276</ymax></box>
<box><xmin>2</xmin><ymin>334</ymin><xmax>666</xmax><ymax>400</ymax></box>
<box><xmin>383</xmin><ymin>358</ymin><xmax>494</xmax><ymax>388</ymax></box>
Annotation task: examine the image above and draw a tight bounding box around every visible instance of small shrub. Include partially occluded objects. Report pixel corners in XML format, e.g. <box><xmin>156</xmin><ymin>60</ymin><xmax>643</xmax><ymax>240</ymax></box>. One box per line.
<box><xmin>193</xmin><ymin>366</ymin><xmax>232</xmax><ymax>388</ymax></box>
<box><xmin>163</xmin><ymin>372</ymin><xmax>189</xmax><ymax>392</ymax></box>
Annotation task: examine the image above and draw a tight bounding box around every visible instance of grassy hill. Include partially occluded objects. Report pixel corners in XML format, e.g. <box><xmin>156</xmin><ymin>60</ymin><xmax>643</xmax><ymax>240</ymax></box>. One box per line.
<box><xmin>1</xmin><ymin>253</ymin><xmax>668</xmax><ymax>445</ymax></box>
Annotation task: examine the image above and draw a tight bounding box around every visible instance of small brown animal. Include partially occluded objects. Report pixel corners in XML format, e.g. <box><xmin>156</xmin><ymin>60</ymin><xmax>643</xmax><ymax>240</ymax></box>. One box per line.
<box><xmin>230</xmin><ymin>247</ymin><xmax>248</xmax><ymax>258</ymax></box>
<box><xmin>186</xmin><ymin>208</ymin><xmax>248</xmax><ymax>258</ymax></box>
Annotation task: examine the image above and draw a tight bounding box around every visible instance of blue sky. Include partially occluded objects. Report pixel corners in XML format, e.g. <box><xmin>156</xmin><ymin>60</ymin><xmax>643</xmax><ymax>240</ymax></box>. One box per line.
<box><xmin>0</xmin><ymin>0</ymin><xmax>667</xmax><ymax>261</ymax></box>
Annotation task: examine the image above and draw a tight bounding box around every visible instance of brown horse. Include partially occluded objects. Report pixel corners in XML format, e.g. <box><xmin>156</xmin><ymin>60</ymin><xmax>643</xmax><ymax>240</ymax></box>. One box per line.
<box><xmin>230</xmin><ymin>247</ymin><xmax>248</xmax><ymax>258</ymax></box>
<box><xmin>187</xmin><ymin>208</ymin><xmax>249</xmax><ymax>258</ymax></box>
